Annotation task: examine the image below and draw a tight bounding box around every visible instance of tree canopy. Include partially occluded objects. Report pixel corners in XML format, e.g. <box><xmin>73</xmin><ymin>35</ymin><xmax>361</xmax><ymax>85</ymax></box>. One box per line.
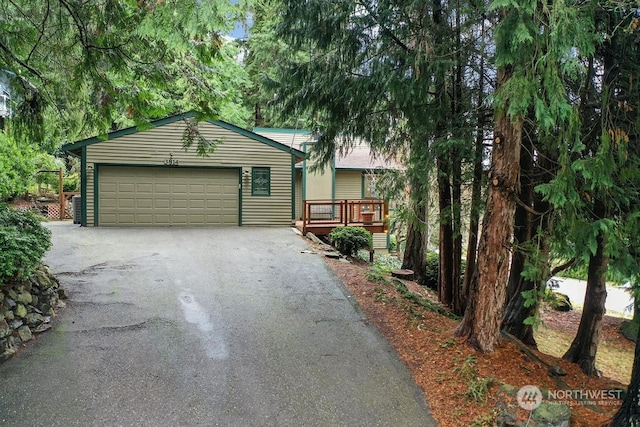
<box><xmin>0</xmin><ymin>0</ymin><xmax>250</xmax><ymax>149</ymax></box>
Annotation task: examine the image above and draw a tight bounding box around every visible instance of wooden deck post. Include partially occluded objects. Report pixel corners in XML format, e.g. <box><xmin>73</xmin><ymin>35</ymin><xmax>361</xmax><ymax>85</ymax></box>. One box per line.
<box><xmin>302</xmin><ymin>200</ymin><xmax>307</xmax><ymax>234</ymax></box>
<box><xmin>58</xmin><ymin>168</ymin><xmax>64</xmax><ymax>220</ymax></box>
<box><xmin>343</xmin><ymin>200</ymin><xmax>347</xmax><ymax>227</ymax></box>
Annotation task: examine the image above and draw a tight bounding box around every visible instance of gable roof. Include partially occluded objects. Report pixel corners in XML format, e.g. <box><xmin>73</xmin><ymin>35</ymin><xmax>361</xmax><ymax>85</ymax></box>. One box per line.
<box><xmin>334</xmin><ymin>141</ymin><xmax>399</xmax><ymax>170</ymax></box>
<box><xmin>253</xmin><ymin>128</ymin><xmax>314</xmax><ymax>151</ymax></box>
<box><xmin>62</xmin><ymin>112</ymin><xmax>305</xmax><ymax>159</ymax></box>
<box><xmin>254</xmin><ymin>127</ymin><xmax>400</xmax><ymax>171</ymax></box>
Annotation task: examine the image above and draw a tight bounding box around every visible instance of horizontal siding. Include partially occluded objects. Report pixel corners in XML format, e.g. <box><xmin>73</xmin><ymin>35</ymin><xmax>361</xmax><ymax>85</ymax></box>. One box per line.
<box><xmin>86</xmin><ymin>121</ymin><xmax>293</xmax><ymax>226</ymax></box>
<box><xmin>335</xmin><ymin>171</ymin><xmax>362</xmax><ymax>199</ymax></box>
<box><xmin>305</xmin><ymin>165</ymin><xmax>333</xmax><ymax>200</ymax></box>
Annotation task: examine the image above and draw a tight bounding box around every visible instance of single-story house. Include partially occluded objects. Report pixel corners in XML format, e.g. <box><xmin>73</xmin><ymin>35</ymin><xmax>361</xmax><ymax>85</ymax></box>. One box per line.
<box><xmin>254</xmin><ymin>127</ymin><xmax>399</xmax><ymax>249</ymax></box>
<box><xmin>63</xmin><ymin>113</ymin><xmax>305</xmax><ymax>227</ymax></box>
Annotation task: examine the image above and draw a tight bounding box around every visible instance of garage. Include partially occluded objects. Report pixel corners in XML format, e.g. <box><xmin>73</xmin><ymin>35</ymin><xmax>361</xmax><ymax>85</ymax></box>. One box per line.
<box><xmin>98</xmin><ymin>166</ymin><xmax>239</xmax><ymax>226</ymax></box>
<box><xmin>62</xmin><ymin>113</ymin><xmax>304</xmax><ymax>227</ymax></box>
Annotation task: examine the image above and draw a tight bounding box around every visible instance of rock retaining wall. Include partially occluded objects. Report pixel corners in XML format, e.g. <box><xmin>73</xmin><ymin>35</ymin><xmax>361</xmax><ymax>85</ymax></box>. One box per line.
<box><xmin>0</xmin><ymin>264</ymin><xmax>65</xmax><ymax>362</ymax></box>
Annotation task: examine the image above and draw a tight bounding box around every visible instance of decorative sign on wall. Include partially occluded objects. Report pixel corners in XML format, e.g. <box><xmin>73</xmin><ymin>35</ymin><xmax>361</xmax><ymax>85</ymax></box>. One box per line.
<box><xmin>164</xmin><ymin>153</ymin><xmax>179</xmax><ymax>166</ymax></box>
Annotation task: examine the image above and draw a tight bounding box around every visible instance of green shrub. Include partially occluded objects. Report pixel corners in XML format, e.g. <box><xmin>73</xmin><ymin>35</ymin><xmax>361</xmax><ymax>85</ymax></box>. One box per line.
<box><xmin>425</xmin><ymin>251</ymin><xmax>439</xmax><ymax>289</ymax></box>
<box><xmin>63</xmin><ymin>173</ymin><xmax>79</xmax><ymax>192</ymax></box>
<box><xmin>388</xmin><ymin>234</ymin><xmax>398</xmax><ymax>251</ymax></box>
<box><xmin>0</xmin><ymin>134</ymin><xmax>37</xmax><ymax>201</ymax></box>
<box><xmin>422</xmin><ymin>252</ymin><xmax>466</xmax><ymax>290</ymax></box>
<box><xmin>0</xmin><ymin>205</ymin><xmax>51</xmax><ymax>283</ymax></box>
<box><xmin>329</xmin><ymin>226</ymin><xmax>372</xmax><ymax>256</ymax></box>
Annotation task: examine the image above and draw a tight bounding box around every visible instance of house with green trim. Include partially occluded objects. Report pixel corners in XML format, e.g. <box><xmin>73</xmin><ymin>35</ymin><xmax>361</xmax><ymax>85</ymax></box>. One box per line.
<box><xmin>63</xmin><ymin>113</ymin><xmax>304</xmax><ymax>227</ymax></box>
<box><xmin>254</xmin><ymin>128</ymin><xmax>399</xmax><ymax>249</ymax></box>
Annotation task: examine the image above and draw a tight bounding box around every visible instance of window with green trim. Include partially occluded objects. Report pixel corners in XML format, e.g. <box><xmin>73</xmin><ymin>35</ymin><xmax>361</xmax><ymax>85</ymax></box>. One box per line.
<box><xmin>252</xmin><ymin>167</ymin><xmax>271</xmax><ymax>196</ymax></box>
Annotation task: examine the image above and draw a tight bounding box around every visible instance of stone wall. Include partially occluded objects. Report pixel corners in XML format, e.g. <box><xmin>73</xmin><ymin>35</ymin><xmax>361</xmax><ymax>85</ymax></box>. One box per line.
<box><xmin>0</xmin><ymin>264</ymin><xmax>65</xmax><ymax>362</ymax></box>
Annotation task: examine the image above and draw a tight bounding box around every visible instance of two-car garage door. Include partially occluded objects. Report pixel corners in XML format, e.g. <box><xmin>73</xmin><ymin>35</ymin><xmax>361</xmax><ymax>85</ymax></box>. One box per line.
<box><xmin>98</xmin><ymin>166</ymin><xmax>239</xmax><ymax>226</ymax></box>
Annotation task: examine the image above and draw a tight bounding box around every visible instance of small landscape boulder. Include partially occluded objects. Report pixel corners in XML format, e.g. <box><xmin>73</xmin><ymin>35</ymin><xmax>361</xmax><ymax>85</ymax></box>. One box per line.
<box><xmin>532</xmin><ymin>402</ymin><xmax>571</xmax><ymax>427</ymax></box>
<box><xmin>0</xmin><ymin>319</ymin><xmax>12</xmax><ymax>339</ymax></box>
<box><xmin>17</xmin><ymin>325</ymin><xmax>32</xmax><ymax>342</ymax></box>
<box><xmin>551</xmin><ymin>292</ymin><xmax>572</xmax><ymax>312</ymax></box>
<box><xmin>16</xmin><ymin>291</ymin><xmax>32</xmax><ymax>305</ymax></box>
<box><xmin>14</xmin><ymin>304</ymin><xmax>27</xmax><ymax>319</ymax></box>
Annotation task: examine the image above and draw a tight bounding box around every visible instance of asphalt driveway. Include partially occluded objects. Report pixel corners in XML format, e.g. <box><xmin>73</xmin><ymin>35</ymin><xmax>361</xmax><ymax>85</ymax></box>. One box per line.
<box><xmin>0</xmin><ymin>223</ymin><xmax>436</xmax><ymax>426</ymax></box>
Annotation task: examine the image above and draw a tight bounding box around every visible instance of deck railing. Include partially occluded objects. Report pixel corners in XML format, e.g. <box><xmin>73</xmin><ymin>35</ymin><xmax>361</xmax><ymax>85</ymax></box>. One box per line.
<box><xmin>302</xmin><ymin>199</ymin><xmax>388</xmax><ymax>234</ymax></box>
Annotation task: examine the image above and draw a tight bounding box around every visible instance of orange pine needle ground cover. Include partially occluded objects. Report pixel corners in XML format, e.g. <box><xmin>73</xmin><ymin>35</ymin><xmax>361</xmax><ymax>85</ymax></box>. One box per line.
<box><xmin>323</xmin><ymin>254</ymin><xmax>627</xmax><ymax>427</ymax></box>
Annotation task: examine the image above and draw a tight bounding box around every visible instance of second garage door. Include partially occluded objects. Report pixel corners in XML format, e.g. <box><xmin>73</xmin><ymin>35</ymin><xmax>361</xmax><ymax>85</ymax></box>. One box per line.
<box><xmin>98</xmin><ymin>166</ymin><xmax>239</xmax><ymax>226</ymax></box>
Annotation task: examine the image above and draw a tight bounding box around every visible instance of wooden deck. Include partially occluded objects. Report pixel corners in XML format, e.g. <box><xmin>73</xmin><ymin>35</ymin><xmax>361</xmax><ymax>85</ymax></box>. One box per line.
<box><xmin>298</xmin><ymin>199</ymin><xmax>389</xmax><ymax>235</ymax></box>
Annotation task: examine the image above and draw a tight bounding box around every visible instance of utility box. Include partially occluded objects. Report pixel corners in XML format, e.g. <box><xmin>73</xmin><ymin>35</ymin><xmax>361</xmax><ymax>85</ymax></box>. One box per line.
<box><xmin>72</xmin><ymin>195</ymin><xmax>82</xmax><ymax>224</ymax></box>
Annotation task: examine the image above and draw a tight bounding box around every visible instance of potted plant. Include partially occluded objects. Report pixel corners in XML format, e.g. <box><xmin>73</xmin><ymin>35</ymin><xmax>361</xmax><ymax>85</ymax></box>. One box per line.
<box><xmin>361</xmin><ymin>210</ymin><xmax>374</xmax><ymax>225</ymax></box>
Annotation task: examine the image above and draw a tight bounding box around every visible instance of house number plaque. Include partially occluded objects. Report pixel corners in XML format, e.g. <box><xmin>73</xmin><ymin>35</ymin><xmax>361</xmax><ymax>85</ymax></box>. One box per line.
<box><xmin>164</xmin><ymin>153</ymin><xmax>179</xmax><ymax>166</ymax></box>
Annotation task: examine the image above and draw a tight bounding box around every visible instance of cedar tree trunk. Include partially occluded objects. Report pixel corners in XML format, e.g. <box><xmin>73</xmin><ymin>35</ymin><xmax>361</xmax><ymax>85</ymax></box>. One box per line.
<box><xmin>402</xmin><ymin>138</ymin><xmax>430</xmax><ymax>285</ymax></box>
<box><xmin>455</xmin><ymin>65</ymin><xmax>522</xmax><ymax>352</ymax></box>
<box><xmin>402</xmin><ymin>205</ymin><xmax>428</xmax><ymax>285</ymax></box>
<box><xmin>502</xmin><ymin>127</ymin><xmax>536</xmax><ymax>346</ymax></box>
<box><xmin>563</xmin><ymin>219</ymin><xmax>608</xmax><ymax>376</ymax></box>
<box><xmin>438</xmin><ymin>155</ymin><xmax>454</xmax><ymax>307</ymax></box>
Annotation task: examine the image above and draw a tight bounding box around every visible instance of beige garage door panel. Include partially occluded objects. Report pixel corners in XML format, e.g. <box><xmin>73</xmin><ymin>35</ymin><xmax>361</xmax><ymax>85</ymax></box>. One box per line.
<box><xmin>99</xmin><ymin>166</ymin><xmax>239</xmax><ymax>226</ymax></box>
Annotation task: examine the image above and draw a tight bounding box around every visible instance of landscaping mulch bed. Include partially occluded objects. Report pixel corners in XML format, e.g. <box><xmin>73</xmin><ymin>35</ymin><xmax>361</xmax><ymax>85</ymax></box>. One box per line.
<box><xmin>322</xmin><ymin>253</ymin><xmax>627</xmax><ymax>426</ymax></box>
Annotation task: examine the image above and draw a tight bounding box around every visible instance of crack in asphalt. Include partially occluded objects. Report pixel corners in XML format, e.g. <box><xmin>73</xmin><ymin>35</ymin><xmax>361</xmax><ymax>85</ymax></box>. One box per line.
<box><xmin>71</xmin><ymin>317</ymin><xmax>175</xmax><ymax>334</ymax></box>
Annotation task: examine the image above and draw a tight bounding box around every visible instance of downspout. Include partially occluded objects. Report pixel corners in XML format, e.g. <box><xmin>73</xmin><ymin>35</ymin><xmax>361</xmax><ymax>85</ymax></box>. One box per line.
<box><xmin>81</xmin><ymin>147</ymin><xmax>87</xmax><ymax>226</ymax></box>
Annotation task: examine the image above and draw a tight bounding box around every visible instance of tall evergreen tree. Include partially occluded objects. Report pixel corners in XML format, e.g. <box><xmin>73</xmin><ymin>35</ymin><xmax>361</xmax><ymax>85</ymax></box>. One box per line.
<box><xmin>265</xmin><ymin>0</ymin><xmax>453</xmax><ymax>284</ymax></box>
<box><xmin>539</xmin><ymin>2</ymin><xmax>640</xmax><ymax>376</ymax></box>
<box><xmin>261</xmin><ymin>0</ymin><xmax>485</xmax><ymax>290</ymax></box>
<box><xmin>456</xmin><ymin>0</ymin><xmax>591</xmax><ymax>351</ymax></box>
<box><xmin>0</xmin><ymin>0</ymin><xmax>249</xmax><ymax>148</ymax></box>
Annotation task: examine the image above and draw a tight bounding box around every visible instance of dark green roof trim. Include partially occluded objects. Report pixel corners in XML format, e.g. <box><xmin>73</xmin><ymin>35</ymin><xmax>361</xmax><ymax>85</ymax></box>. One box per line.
<box><xmin>253</xmin><ymin>127</ymin><xmax>312</xmax><ymax>135</ymax></box>
<box><xmin>62</xmin><ymin>112</ymin><xmax>305</xmax><ymax>159</ymax></box>
<box><xmin>62</xmin><ymin>112</ymin><xmax>194</xmax><ymax>152</ymax></box>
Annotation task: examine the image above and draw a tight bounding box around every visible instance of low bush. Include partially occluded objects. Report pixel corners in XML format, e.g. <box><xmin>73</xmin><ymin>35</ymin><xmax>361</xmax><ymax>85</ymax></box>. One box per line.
<box><xmin>63</xmin><ymin>173</ymin><xmax>79</xmax><ymax>192</ymax></box>
<box><xmin>0</xmin><ymin>205</ymin><xmax>51</xmax><ymax>283</ymax></box>
<box><xmin>425</xmin><ymin>251</ymin><xmax>439</xmax><ymax>289</ymax></box>
<box><xmin>423</xmin><ymin>252</ymin><xmax>466</xmax><ymax>290</ymax></box>
<box><xmin>329</xmin><ymin>226</ymin><xmax>372</xmax><ymax>256</ymax></box>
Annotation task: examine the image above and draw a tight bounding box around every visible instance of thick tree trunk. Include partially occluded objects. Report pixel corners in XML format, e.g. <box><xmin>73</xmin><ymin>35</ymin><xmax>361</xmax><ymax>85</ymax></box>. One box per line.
<box><xmin>563</xmin><ymin>218</ymin><xmax>608</xmax><ymax>376</ymax></box>
<box><xmin>450</xmin><ymin>12</ymin><xmax>464</xmax><ymax>315</ymax></box>
<box><xmin>451</xmin><ymin>155</ymin><xmax>463</xmax><ymax>315</ymax></box>
<box><xmin>462</xmin><ymin>21</ymin><xmax>487</xmax><ymax>312</ymax></box>
<box><xmin>610</xmin><ymin>296</ymin><xmax>640</xmax><ymax>425</ymax></box>
<box><xmin>502</xmin><ymin>126</ymin><xmax>536</xmax><ymax>346</ymax></box>
<box><xmin>504</xmin><ymin>206</ymin><xmax>530</xmax><ymax>305</ymax></box>
<box><xmin>502</xmin><ymin>142</ymin><xmax>556</xmax><ymax>346</ymax></box>
<box><xmin>402</xmin><ymin>203</ymin><xmax>428</xmax><ymax>285</ymax></box>
<box><xmin>502</xmin><ymin>203</ymin><xmax>537</xmax><ymax>346</ymax></box>
<box><xmin>505</xmin><ymin>130</ymin><xmax>534</xmax><ymax>304</ymax></box>
<box><xmin>438</xmin><ymin>156</ymin><xmax>453</xmax><ymax>307</ymax></box>
<box><xmin>502</xmin><ymin>280</ymin><xmax>537</xmax><ymax>346</ymax></box>
<box><xmin>402</xmin><ymin>161</ymin><xmax>429</xmax><ymax>285</ymax></box>
<box><xmin>455</xmin><ymin>65</ymin><xmax>522</xmax><ymax>352</ymax></box>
